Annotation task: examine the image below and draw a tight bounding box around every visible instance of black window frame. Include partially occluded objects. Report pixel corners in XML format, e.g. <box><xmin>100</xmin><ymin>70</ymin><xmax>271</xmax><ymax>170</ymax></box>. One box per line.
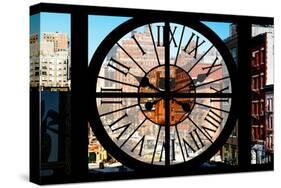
<box><xmin>30</xmin><ymin>3</ymin><xmax>274</xmax><ymax>185</ymax></box>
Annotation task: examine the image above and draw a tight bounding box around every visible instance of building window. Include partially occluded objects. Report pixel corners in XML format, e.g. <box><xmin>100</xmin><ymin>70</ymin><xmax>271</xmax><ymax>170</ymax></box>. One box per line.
<box><xmin>255</xmin><ymin>52</ymin><xmax>259</xmax><ymax>65</ymax></box>
<box><xmin>268</xmin><ymin>114</ymin><xmax>273</xmax><ymax>129</ymax></box>
<box><xmin>260</xmin><ymin>49</ymin><xmax>265</xmax><ymax>64</ymax></box>
<box><xmin>267</xmin><ymin>97</ymin><xmax>273</xmax><ymax>112</ymax></box>
<box><xmin>255</xmin><ymin>77</ymin><xmax>259</xmax><ymax>90</ymax></box>
<box><xmin>252</xmin><ymin>102</ymin><xmax>259</xmax><ymax>116</ymax></box>
<box><xmin>260</xmin><ymin>101</ymin><xmax>264</xmax><ymax>115</ymax></box>
<box><xmin>260</xmin><ymin>76</ymin><xmax>264</xmax><ymax>89</ymax></box>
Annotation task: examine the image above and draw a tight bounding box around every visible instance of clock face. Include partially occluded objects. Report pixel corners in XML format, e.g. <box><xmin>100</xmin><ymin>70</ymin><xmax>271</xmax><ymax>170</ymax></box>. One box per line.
<box><xmin>89</xmin><ymin>17</ymin><xmax>237</xmax><ymax>170</ymax></box>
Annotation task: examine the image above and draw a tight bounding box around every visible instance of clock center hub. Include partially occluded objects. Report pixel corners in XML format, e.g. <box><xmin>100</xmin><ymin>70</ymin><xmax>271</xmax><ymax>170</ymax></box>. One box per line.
<box><xmin>138</xmin><ymin>65</ymin><xmax>196</xmax><ymax>126</ymax></box>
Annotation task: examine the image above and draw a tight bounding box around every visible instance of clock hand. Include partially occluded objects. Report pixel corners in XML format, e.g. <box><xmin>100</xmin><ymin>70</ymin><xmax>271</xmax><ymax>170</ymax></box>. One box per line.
<box><xmin>193</xmin><ymin>56</ymin><xmax>221</xmax><ymax>84</ymax></box>
<box><xmin>175</xmin><ymin>65</ymin><xmax>221</xmax><ymax>92</ymax></box>
<box><xmin>136</xmin><ymin>75</ymin><xmax>161</xmax><ymax>92</ymax></box>
<box><xmin>144</xmin><ymin>98</ymin><xmax>162</xmax><ymax>110</ymax></box>
<box><xmin>173</xmin><ymin>80</ymin><xmax>193</xmax><ymax>93</ymax></box>
<box><xmin>172</xmin><ymin>98</ymin><xmax>192</xmax><ymax>113</ymax></box>
<box><xmin>193</xmin><ymin>67</ymin><xmax>221</xmax><ymax>84</ymax></box>
<box><xmin>128</xmin><ymin>72</ymin><xmax>158</xmax><ymax>91</ymax></box>
<box><xmin>158</xmin><ymin>78</ymin><xmax>176</xmax><ymax>91</ymax></box>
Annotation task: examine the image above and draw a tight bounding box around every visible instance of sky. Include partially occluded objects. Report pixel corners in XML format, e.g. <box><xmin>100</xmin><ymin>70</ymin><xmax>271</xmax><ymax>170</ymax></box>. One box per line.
<box><xmin>30</xmin><ymin>13</ymin><xmax>230</xmax><ymax>63</ymax></box>
<box><xmin>30</xmin><ymin>12</ymin><xmax>71</xmax><ymax>40</ymax></box>
<box><xmin>88</xmin><ymin>15</ymin><xmax>131</xmax><ymax>62</ymax></box>
<box><xmin>202</xmin><ymin>21</ymin><xmax>231</xmax><ymax>40</ymax></box>
<box><xmin>88</xmin><ymin>16</ymin><xmax>231</xmax><ymax>61</ymax></box>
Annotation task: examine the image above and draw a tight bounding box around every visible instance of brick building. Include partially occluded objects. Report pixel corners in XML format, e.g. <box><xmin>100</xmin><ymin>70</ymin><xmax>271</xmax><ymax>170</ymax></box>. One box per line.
<box><xmin>250</xmin><ymin>25</ymin><xmax>274</xmax><ymax>164</ymax></box>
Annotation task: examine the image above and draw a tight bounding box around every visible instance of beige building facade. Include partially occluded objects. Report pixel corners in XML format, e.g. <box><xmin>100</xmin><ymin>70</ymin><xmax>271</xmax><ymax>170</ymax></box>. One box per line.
<box><xmin>30</xmin><ymin>32</ymin><xmax>71</xmax><ymax>90</ymax></box>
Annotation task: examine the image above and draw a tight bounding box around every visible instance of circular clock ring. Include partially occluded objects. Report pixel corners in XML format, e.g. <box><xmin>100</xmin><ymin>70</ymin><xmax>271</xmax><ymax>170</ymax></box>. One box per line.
<box><xmin>88</xmin><ymin>16</ymin><xmax>238</xmax><ymax>172</ymax></box>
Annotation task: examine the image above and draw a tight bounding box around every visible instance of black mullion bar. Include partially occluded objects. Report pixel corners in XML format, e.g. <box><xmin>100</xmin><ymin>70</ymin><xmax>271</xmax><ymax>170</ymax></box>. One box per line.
<box><xmin>194</xmin><ymin>76</ymin><xmax>230</xmax><ymax>88</ymax></box>
<box><xmin>70</xmin><ymin>11</ymin><xmax>88</xmax><ymax>178</ymax></box>
<box><xmin>237</xmin><ymin>22</ymin><xmax>252</xmax><ymax>168</ymax></box>
<box><xmin>29</xmin><ymin>89</ymin><xmax>40</xmax><ymax>183</ymax></box>
<box><xmin>95</xmin><ymin>92</ymin><xmax>232</xmax><ymax>98</ymax></box>
<box><xmin>164</xmin><ymin>22</ymin><xmax>170</xmax><ymax>166</ymax></box>
<box><xmin>30</xmin><ymin>3</ymin><xmax>274</xmax><ymax>25</ymax></box>
<box><xmin>97</xmin><ymin>76</ymin><xmax>139</xmax><ymax>88</ymax></box>
<box><xmin>99</xmin><ymin>104</ymin><xmax>139</xmax><ymax>117</ymax></box>
<box><xmin>194</xmin><ymin>102</ymin><xmax>230</xmax><ymax>113</ymax></box>
<box><xmin>96</xmin><ymin>92</ymin><xmax>161</xmax><ymax>98</ymax></box>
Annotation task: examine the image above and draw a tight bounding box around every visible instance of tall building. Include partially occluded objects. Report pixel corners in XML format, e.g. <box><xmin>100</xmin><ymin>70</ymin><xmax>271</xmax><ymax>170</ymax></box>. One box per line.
<box><xmin>250</xmin><ymin>25</ymin><xmax>274</xmax><ymax>164</ymax></box>
<box><xmin>250</xmin><ymin>33</ymin><xmax>267</xmax><ymax>164</ymax></box>
<box><xmin>30</xmin><ymin>32</ymin><xmax>71</xmax><ymax>90</ymax></box>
